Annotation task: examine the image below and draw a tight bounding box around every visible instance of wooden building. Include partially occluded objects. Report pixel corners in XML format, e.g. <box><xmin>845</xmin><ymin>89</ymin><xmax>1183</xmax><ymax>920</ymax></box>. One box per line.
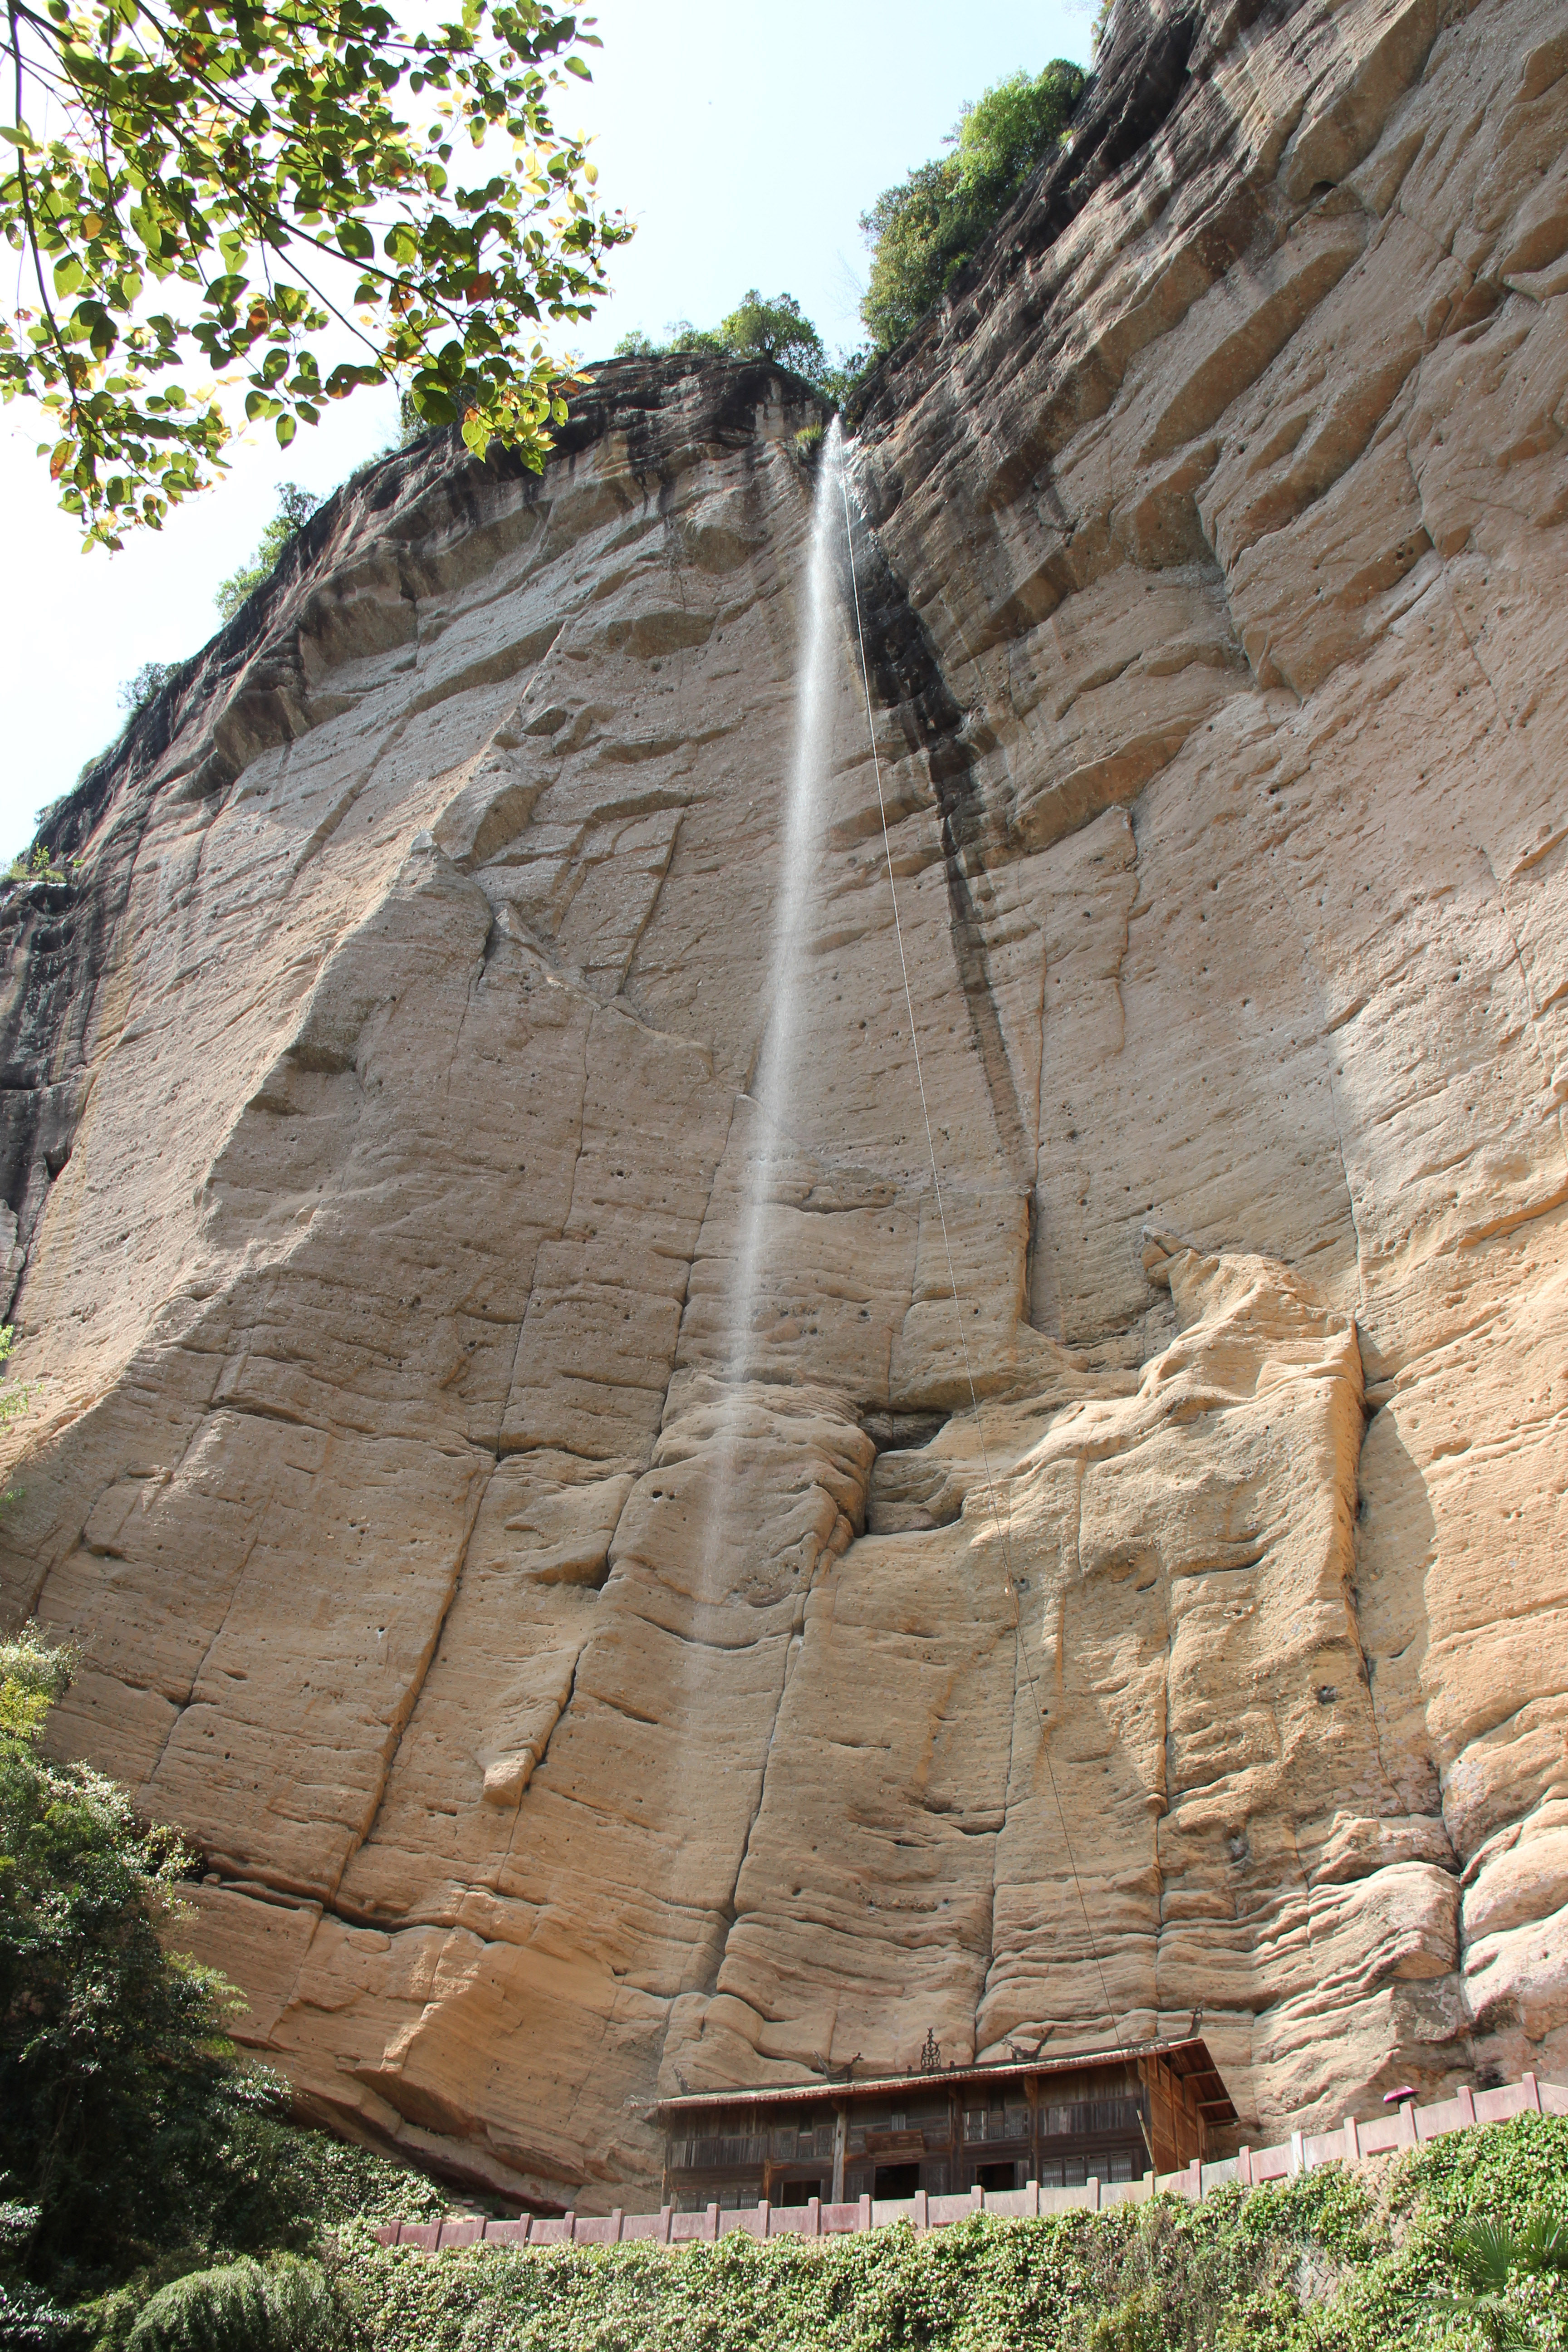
<box><xmin>656</xmin><ymin>2037</ymin><xmax>1235</xmax><ymax>2212</ymax></box>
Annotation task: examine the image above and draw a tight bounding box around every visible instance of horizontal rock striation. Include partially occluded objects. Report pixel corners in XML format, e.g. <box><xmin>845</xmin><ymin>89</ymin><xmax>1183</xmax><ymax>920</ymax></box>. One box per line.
<box><xmin>2</xmin><ymin>0</ymin><xmax>1566</xmax><ymax>2204</ymax></box>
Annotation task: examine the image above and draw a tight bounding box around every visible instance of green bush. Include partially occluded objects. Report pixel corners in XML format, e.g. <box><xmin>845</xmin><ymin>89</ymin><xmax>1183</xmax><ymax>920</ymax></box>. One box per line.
<box><xmin>335</xmin><ymin>2122</ymin><xmax>1568</xmax><ymax>2352</ymax></box>
<box><xmin>215</xmin><ymin>485</ymin><xmax>323</xmax><ymax>624</ymax></box>
<box><xmin>860</xmin><ymin>61</ymin><xmax>1087</xmax><ymax>351</ymax></box>
<box><xmin>116</xmin><ymin>660</ymin><xmax>180</xmax><ymax>716</ymax></box>
<box><xmin>0</xmin><ymin>2265</ymin><xmax>77</xmax><ymax>2350</ymax></box>
<box><xmin>0</xmin><ymin>1629</ymin><xmax>451</xmax><ymax>2335</ymax></box>
<box><xmin>0</xmin><ymin>1629</ymin><xmax>253</xmax><ymax>2283</ymax></box>
<box><xmin>616</xmin><ymin>289</ymin><xmax>830</xmax><ymax>382</ymax></box>
<box><xmin>126</xmin><ymin>2256</ymin><xmax>340</xmax><ymax>2352</ymax></box>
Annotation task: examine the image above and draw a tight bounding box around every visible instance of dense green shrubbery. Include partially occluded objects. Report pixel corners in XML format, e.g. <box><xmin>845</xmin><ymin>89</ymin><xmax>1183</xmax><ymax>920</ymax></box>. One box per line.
<box><xmin>0</xmin><ymin>1630</ymin><xmax>450</xmax><ymax>2348</ymax></box>
<box><xmin>124</xmin><ymin>2255</ymin><xmax>341</xmax><ymax>2352</ymax></box>
<box><xmin>338</xmin><ymin>2120</ymin><xmax>1568</xmax><ymax>2352</ymax></box>
<box><xmin>613</xmin><ymin>289</ymin><xmax>855</xmax><ymax>394</ymax></box>
<box><xmin>214</xmin><ymin>485</ymin><xmax>323</xmax><ymax>624</ymax></box>
<box><xmin>859</xmin><ymin>62</ymin><xmax>1088</xmax><ymax>353</ymax></box>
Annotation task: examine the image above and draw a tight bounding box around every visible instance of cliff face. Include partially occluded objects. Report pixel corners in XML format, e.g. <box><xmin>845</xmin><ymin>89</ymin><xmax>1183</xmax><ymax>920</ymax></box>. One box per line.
<box><xmin>2</xmin><ymin>0</ymin><xmax>1566</xmax><ymax>2206</ymax></box>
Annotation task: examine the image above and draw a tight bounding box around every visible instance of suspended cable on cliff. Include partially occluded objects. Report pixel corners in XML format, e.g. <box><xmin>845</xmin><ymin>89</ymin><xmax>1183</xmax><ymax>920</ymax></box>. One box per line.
<box><xmin>833</xmin><ymin>434</ymin><xmax>1131</xmax><ymax>2065</ymax></box>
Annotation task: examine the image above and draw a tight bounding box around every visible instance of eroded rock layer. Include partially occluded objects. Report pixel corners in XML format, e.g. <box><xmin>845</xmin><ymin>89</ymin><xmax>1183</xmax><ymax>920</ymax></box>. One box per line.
<box><xmin>2</xmin><ymin>0</ymin><xmax>1566</xmax><ymax>2205</ymax></box>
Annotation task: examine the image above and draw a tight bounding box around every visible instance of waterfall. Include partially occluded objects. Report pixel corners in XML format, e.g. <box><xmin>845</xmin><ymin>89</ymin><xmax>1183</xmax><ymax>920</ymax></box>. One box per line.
<box><xmin>678</xmin><ymin>414</ymin><xmax>844</xmax><ymax>1664</ymax></box>
<box><xmin>722</xmin><ymin>415</ymin><xmax>844</xmax><ymax>1379</ymax></box>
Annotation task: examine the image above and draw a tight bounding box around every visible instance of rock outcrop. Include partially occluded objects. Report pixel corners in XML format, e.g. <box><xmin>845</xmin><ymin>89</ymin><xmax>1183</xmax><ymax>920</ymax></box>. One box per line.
<box><xmin>2</xmin><ymin>0</ymin><xmax>1566</xmax><ymax>2206</ymax></box>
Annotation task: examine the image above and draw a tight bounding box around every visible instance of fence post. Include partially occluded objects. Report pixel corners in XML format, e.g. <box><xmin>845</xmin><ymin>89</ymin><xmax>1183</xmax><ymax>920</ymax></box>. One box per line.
<box><xmin>913</xmin><ymin>2190</ymin><xmax>929</xmax><ymax>2232</ymax></box>
<box><xmin>1522</xmin><ymin>2073</ymin><xmax>1542</xmax><ymax>2114</ymax></box>
<box><xmin>611</xmin><ymin>2210</ymin><xmax>623</xmax><ymax>2244</ymax></box>
<box><xmin>1089</xmin><ymin>2176</ymin><xmax>1102</xmax><ymax>2212</ymax></box>
<box><xmin>858</xmin><ymin>2194</ymin><xmax>872</xmax><ymax>2233</ymax></box>
<box><xmin>1237</xmin><ymin>2146</ymin><xmax>1252</xmax><ymax>2187</ymax></box>
<box><xmin>1343</xmin><ymin>2116</ymin><xmax>1359</xmax><ymax>2165</ymax></box>
<box><xmin>807</xmin><ymin>2196</ymin><xmax>820</xmax><ymax>2239</ymax></box>
<box><xmin>1026</xmin><ymin>2180</ymin><xmax>1039</xmax><ymax>2217</ymax></box>
<box><xmin>1457</xmin><ymin>2086</ymin><xmax>1476</xmax><ymax>2126</ymax></box>
<box><xmin>1289</xmin><ymin>2131</ymin><xmax>1304</xmax><ymax>2178</ymax></box>
<box><xmin>658</xmin><ymin>2205</ymin><xmax>672</xmax><ymax>2246</ymax></box>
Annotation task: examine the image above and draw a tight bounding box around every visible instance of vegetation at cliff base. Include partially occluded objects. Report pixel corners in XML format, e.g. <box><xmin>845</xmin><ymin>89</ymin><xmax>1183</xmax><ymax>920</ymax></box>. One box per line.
<box><xmin>340</xmin><ymin>2118</ymin><xmax>1568</xmax><ymax>2351</ymax></box>
<box><xmin>0</xmin><ymin>1629</ymin><xmax>451</xmax><ymax>2348</ymax></box>
<box><xmin>0</xmin><ymin>0</ymin><xmax>629</xmax><ymax>547</ymax></box>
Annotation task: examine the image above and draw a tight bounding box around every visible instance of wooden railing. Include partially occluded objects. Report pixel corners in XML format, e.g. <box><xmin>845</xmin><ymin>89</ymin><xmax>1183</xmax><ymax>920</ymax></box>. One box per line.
<box><xmin>370</xmin><ymin>2070</ymin><xmax>1568</xmax><ymax>2254</ymax></box>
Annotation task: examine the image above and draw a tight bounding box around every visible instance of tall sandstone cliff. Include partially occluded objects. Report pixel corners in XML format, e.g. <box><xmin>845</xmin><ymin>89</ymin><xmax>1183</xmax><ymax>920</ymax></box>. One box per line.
<box><xmin>2</xmin><ymin>0</ymin><xmax>1566</xmax><ymax>2209</ymax></box>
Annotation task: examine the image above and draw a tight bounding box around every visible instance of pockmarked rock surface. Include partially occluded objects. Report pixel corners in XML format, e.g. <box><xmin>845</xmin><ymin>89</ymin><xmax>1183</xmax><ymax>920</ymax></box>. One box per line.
<box><xmin>2</xmin><ymin>0</ymin><xmax>1567</xmax><ymax>2205</ymax></box>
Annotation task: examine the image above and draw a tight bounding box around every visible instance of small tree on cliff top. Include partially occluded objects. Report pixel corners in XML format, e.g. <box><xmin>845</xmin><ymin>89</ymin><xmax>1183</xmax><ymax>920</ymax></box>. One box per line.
<box><xmin>0</xmin><ymin>0</ymin><xmax>630</xmax><ymax>548</ymax></box>
<box><xmin>617</xmin><ymin>288</ymin><xmax>828</xmax><ymax>382</ymax></box>
<box><xmin>860</xmin><ymin>59</ymin><xmax>1086</xmax><ymax>350</ymax></box>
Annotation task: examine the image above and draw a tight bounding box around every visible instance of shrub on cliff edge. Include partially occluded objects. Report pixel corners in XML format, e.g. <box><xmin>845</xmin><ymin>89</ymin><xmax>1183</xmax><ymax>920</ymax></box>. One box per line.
<box><xmin>860</xmin><ymin>61</ymin><xmax>1088</xmax><ymax>352</ymax></box>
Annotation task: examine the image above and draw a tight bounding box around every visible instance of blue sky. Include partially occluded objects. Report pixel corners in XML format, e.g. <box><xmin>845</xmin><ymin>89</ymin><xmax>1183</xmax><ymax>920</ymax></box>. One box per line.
<box><xmin>0</xmin><ymin>0</ymin><xmax>1088</xmax><ymax>863</ymax></box>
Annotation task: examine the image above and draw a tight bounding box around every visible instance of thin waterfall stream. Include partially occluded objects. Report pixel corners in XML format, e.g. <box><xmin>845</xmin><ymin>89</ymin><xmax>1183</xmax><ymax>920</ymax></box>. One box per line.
<box><xmin>725</xmin><ymin>415</ymin><xmax>845</xmax><ymax>1376</ymax></box>
<box><xmin>666</xmin><ymin>421</ymin><xmax>846</xmax><ymax>1945</ymax></box>
<box><xmin>692</xmin><ymin>419</ymin><xmax>845</xmax><ymax>1558</ymax></box>
<box><xmin>678</xmin><ymin>411</ymin><xmax>1125</xmax><ymax>2064</ymax></box>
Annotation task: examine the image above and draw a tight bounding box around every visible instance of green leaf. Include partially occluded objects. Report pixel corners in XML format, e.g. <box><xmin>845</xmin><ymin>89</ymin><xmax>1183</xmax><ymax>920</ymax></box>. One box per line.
<box><xmin>275</xmin><ymin>412</ymin><xmax>296</xmax><ymax>446</ymax></box>
<box><xmin>7</xmin><ymin>0</ymin><xmax>619</xmax><ymax>544</ymax></box>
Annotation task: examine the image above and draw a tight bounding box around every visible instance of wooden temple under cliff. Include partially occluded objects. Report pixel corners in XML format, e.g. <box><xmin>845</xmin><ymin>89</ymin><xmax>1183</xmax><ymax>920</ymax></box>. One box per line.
<box><xmin>654</xmin><ymin>2036</ymin><xmax>1235</xmax><ymax>2212</ymax></box>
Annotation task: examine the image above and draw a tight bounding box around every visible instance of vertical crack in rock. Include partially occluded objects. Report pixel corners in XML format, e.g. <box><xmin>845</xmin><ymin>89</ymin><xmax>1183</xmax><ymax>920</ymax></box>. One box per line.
<box><xmin>329</xmin><ymin>1456</ymin><xmax>492</xmax><ymax>1903</ymax></box>
<box><xmin>832</xmin><ymin>482</ymin><xmax>1037</xmax><ymax>1195</ymax></box>
<box><xmin>975</xmin><ymin>1559</ymin><xmax>1025</xmax><ymax>2056</ymax></box>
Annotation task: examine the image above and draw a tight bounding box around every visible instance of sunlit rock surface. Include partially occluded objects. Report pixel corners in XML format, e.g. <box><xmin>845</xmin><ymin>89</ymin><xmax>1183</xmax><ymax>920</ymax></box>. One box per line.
<box><xmin>2</xmin><ymin>0</ymin><xmax>1567</xmax><ymax>2205</ymax></box>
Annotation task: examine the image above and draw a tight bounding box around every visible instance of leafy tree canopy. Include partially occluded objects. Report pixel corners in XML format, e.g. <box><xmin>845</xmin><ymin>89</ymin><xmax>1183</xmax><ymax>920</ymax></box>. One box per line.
<box><xmin>860</xmin><ymin>59</ymin><xmax>1086</xmax><ymax>352</ymax></box>
<box><xmin>117</xmin><ymin>657</ymin><xmax>180</xmax><ymax>713</ymax></box>
<box><xmin>616</xmin><ymin>288</ymin><xmax>827</xmax><ymax>382</ymax></box>
<box><xmin>0</xmin><ymin>0</ymin><xmax>631</xmax><ymax>549</ymax></box>
<box><xmin>0</xmin><ymin>1628</ymin><xmax>247</xmax><ymax>2282</ymax></box>
<box><xmin>214</xmin><ymin>480</ymin><xmax>322</xmax><ymax>621</ymax></box>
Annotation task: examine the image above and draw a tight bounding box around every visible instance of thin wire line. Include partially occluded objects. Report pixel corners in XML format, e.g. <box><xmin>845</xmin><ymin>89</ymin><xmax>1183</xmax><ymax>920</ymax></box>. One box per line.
<box><xmin>833</xmin><ymin>435</ymin><xmax>1129</xmax><ymax>2062</ymax></box>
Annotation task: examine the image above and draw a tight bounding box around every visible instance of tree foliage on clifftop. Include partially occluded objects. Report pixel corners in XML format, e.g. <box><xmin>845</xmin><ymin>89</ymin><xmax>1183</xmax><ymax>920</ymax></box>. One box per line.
<box><xmin>615</xmin><ymin>288</ymin><xmax>827</xmax><ymax>378</ymax></box>
<box><xmin>0</xmin><ymin>0</ymin><xmax>629</xmax><ymax>547</ymax></box>
<box><xmin>860</xmin><ymin>60</ymin><xmax>1087</xmax><ymax>352</ymax></box>
<box><xmin>214</xmin><ymin>480</ymin><xmax>322</xmax><ymax>621</ymax></box>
